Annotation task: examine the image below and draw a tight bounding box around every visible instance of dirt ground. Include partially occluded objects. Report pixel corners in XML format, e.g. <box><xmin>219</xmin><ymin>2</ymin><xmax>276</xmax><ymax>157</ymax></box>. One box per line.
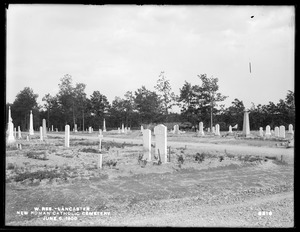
<box><xmin>5</xmin><ymin>130</ymin><xmax>294</xmax><ymax>227</ymax></box>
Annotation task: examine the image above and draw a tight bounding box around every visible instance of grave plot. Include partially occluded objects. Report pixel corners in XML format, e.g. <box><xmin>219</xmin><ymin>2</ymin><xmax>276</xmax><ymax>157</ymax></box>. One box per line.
<box><xmin>5</xmin><ymin>132</ymin><xmax>294</xmax><ymax>227</ymax></box>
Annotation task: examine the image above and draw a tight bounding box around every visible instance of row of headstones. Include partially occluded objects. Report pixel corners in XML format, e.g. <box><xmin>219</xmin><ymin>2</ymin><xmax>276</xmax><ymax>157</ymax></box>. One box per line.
<box><xmin>118</xmin><ymin>124</ymin><xmax>131</xmax><ymax>134</ymax></box>
<box><xmin>142</xmin><ymin>124</ymin><xmax>168</xmax><ymax>163</ymax></box>
<box><xmin>259</xmin><ymin>124</ymin><xmax>294</xmax><ymax>138</ymax></box>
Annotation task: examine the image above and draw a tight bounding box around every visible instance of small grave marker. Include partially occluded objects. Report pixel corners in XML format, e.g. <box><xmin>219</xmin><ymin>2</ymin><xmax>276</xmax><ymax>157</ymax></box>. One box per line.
<box><xmin>65</xmin><ymin>125</ymin><xmax>70</xmax><ymax>147</ymax></box>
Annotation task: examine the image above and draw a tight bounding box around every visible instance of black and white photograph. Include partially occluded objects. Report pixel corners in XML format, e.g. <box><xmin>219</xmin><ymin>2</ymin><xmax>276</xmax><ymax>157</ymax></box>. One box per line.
<box><xmin>5</xmin><ymin>4</ymin><xmax>294</xmax><ymax>227</ymax></box>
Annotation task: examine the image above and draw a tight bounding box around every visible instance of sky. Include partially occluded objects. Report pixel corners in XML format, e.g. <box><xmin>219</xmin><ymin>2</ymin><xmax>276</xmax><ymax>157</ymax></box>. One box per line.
<box><xmin>6</xmin><ymin>4</ymin><xmax>295</xmax><ymax>112</ymax></box>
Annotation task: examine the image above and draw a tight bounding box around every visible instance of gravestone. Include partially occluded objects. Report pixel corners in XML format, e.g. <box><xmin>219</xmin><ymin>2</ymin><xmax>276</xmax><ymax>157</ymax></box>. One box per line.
<box><xmin>122</xmin><ymin>123</ymin><xmax>125</xmax><ymax>133</ymax></box>
<box><xmin>56</xmin><ymin>128</ymin><xmax>58</xmax><ymax>132</ymax></box>
<box><xmin>98</xmin><ymin>154</ymin><xmax>103</xmax><ymax>169</ymax></box>
<box><xmin>143</xmin><ymin>129</ymin><xmax>151</xmax><ymax>161</ymax></box>
<box><xmin>215</xmin><ymin>124</ymin><xmax>220</xmax><ymax>136</ymax></box>
<box><xmin>103</xmin><ymin>118</ymin><xmax>106</xmax><ymax>132</ymax></box>
<box><xmin>18</xmin><ymin>126</ymin><xmax>21</xmax><ymax>139</ymax></box>
<box><xmin>259</xmin><ymin>127</ymin><xmax>264</xmax><ymax>137</ymax></box>
<box><xmin>288</xmin><ymin>124</ymin><xmax>294</xmax><ymax>134</ymax></box>
<box><xmin>89</xmin><ymin>127</ymin><xmax>92</xmax><ymax>134</ymax></box>
<box><xmin>279</xmin><ymin>125</ymin><xmax>285</xmax><ymax>138</ymax></box>
<box><xmin>141</xmin><ymin>125</ymin><xmax>144</xmax><ymax>131</ymax></box>
<box><xmin>40</xmin><ymin>126</ymin><xmax>43</xmax><ymax>141</ymax></box>
<box><xmin>265</xmin><ymin>125</ymin><xmax>271</xmax><ymax>137</ymax></box>
<box><xmin>173</xmin><ymin>125</ymin><xmax>179</xmax><ymax>134</ymax></box>
<box><xmin>229</xmin><ymin>125</ymin><xmax>232</xmax><ymax>133</ymax></box>
<box><xmin>212</xmin><ymin>126</ymin><xmax>215</xmax><ymax>134</ymax></box>
<box><xmin>51</xmin><ymin>125</ymin><xmax>54</xmax><ymax>132</ymax></box>
<box><xmin>118</xmin><ymin>127</ymin><xmax>121</xmax><ymax>134</ymax></box>
<box><xmin>198</xmin><ymin>122</ymin><xmax>204</xmax><ymax>136</ymax></box>
<box><xmin>154</xmin><ymin>124</ymin><xmax>167</xmax><ymax>163</ymax></box>
<box><xmin>74</xmin><ymin>124</ymin><xmax>78</xmax><ymax>132</ymax></box>
<box><xmin>207</xmin><ymin>128</ymin><xmax>210</xmax><ymax>133</ymax></box>
<box><xmin>14</xmin><ymin>127</ymin><xmax>17</xmax><ymax>138</ymax></box>
<box><xmin>7</xmin><ymin>106</ymin><xmax>15</xmax><ymax>143</ymax></box>
<box><xmin>65</xmin><ymin>125</ymin><xmax>70</xmax><ymax>147</ymax></box>
<box><xmin>274</xmin><ymin>127</ymin><xmax>279</xmax><ymax>137</ymax></box>
<box><xmin>29</xmin><ymin>110</ymin><xmax>34</xmax><ymax>135</ymax></box>
<box><xmin>128</xmin><ymin>127</ymin><xmax>130</xmax><ymax>131</ymax></box>
<box><xmin>124</xmin><ymin>127</ymin><xmax>128</xmax><ymax>134</ymax></box>
<box><xmin>42</xmin><ymin>119</ymin><xmax>47</xmax><ymax>138</ymax></box>
<box><xmin>242</xmin><ymin>110</ymin><xmax>250</xmax><ymax>137</ymax></box>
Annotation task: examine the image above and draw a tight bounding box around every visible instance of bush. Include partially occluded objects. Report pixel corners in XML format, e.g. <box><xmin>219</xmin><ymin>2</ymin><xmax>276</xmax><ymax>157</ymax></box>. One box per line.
<box><xmin>195</xmin><ymin>153</ymin><xmax>205</xmax><ymax>163</ymax></box>
<box><xmin>14</xmin><ymin>170</ymin><xmax>64</xmax><ymax>182</ymax></box>
<box><xmin>25</xmin><ymin>151</ymin><xmax>48</xmax><ymax>160</ymax></box>
<box><xmin>80</xmin><ymin>147</ymin><xmax>99</xmax><ymax>153</ymax></box>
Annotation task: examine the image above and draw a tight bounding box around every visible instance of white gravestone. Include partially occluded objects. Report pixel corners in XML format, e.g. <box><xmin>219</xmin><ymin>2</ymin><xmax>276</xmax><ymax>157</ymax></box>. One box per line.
<box><xmin>42</xmin><ymin>119</ymin><xmax>47</xmax><ymax>138</ymax></box>
<box><xmin>14</xmin><ymin>127</ymin><xmax>17</xmax><ymax>138</ymax></box>
<box><xmin>89</xmin><ymin>127</ymin><xmax>92</xmax><ymax>134</ymax></box>
<box><xmin>74</xmin><ymin>124</ymin><xmax>78</xmax><ymax>132</ymax></box>
<box><xmin>40</xmin><ymin>126</ymin><xmax>43</xmax><ymax>141</ymax></box>
<box><xmin>173</xmin><ymin>125</ymin><xmax>179</xmax><ymax>134</ymax></box>
<box><xmin>229</xmin><ymin>125</ymin><xmax>232</xmax><ymax>133</ymax></box>
<box><xmin>122</xmin><ymin>124</ymin><xmax>125</xmax><ymax>133</ymax></box>
<box><xmin>199</xmin><ymin>122</ymin><xmax>204</xmax><ymax>136</ymax></box>
<box><xmin>56</xmin><ymin>128</ymin><xmax>58</xmax><ymax>132</ymax></box>
<box><xmin>103</xmin><ymin>118</ymin><xmax>106</xmax><ymax>132</ymax></box>
<box><xmin>98</xmin><ymin>154</ymin><xmax>103</xmax><ymax>169</ymax></box>
<box><xmin>141</xmin><ymin>125</ymin><xmax>144</xmax><ymax>132</ymax></box>
<box><xmin>143</xmin><ymin>129</ymin><xmax>151</xmax><ymax>161</ymax></box>
<box><xmin>215</xmin><ymin>124</ymin><xmax>220</xmax><ymax>136</ymax></box>
<box><xmin>29</xmin><ymin>110</ymin><xmax>34</xmax><ymax>135</ymax></box>
<box><xmin>212</xmin><ymin>126</ymin><xmax>215</xmax><ymax>134</ymax></box>
<box><xmin>124</xmin><ymin>127</ymin><xmax>128</xmax><ymax>134</ymax></box>
<box><xmin>274</xmin><ymin>127</ymin><xmax>279</xmax><ymax>137</ymax></box>
<box><xmin>279</xmin><ymin>125</ymin><xmax>285</xmax><ymax>138</ymax></box>
<box><xmin>259</xmin><ymin>127</ymin><xmax>264</xmax><ymax>137</ymax></box>
<box><xmin>7</xmin><ymin>106</ymin><xmax>15</xmax><ymax>143</ymax></box>
<box><xmin>242</xmin><ymin>111</ymin><xmax>250</xmax><ymax>137</ymax></box>
<box><xmin>18</xmin><ymin>126</ymin><xmax>21</xmax><ymax>139</ymax></box>
<box><xmin>265</xmin><ymin>125</ymin><xmax>271</xmax><ymax>137</ymax></box>
<box><xmin>288</xmin><ymin>124</ymin><xmax>294</xmax><ymax>134</ymax></box>
<box><xmin>52</xmin><ymin>125</ymin><xmax>54</xmax><ymax>132</ymax></box>
<box><xmin>154</xmin><ymin>124</ymin><xmax>167</xmax><ymax>163</ymax></box>
<box><xmin>65</xmin><ymin>125</ymin><xmax>70</xmax><ymax>147</ymax></box>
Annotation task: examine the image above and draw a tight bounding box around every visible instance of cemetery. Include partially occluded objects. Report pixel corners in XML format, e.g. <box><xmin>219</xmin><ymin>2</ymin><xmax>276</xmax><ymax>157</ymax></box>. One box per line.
<box><xmin>5</xmin><ymin>110</ymin><xmax>294</xmax><ymax>227</ymax></box>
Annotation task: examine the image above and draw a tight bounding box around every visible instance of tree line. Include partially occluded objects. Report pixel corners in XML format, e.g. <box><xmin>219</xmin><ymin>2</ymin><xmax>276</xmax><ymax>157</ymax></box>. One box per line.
<box><xmin>6</xmin><ymin>72</ymin><xmax>294</xmax><ymax>132</ymax></box>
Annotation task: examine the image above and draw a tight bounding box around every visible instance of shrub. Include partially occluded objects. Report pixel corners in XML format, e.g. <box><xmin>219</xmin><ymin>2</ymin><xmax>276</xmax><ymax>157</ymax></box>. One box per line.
<box><xmin>80</xmin><ymin>147</ymin><xmax>99</xmax><ymax>153</ymax></box>
<box><xmin>195</xmin><ymin>153</ymin><xmax>205</xmax><ymax>163</ymax></box>
<box><xmin>14</xmin><ymin>170</ymin><xmax>64</xmax><ymax>182</ymax></box>
<box><xmin>25</xmin><ymin>151</ymin><xmax>48</xmax><ymax>160</ymax></box>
